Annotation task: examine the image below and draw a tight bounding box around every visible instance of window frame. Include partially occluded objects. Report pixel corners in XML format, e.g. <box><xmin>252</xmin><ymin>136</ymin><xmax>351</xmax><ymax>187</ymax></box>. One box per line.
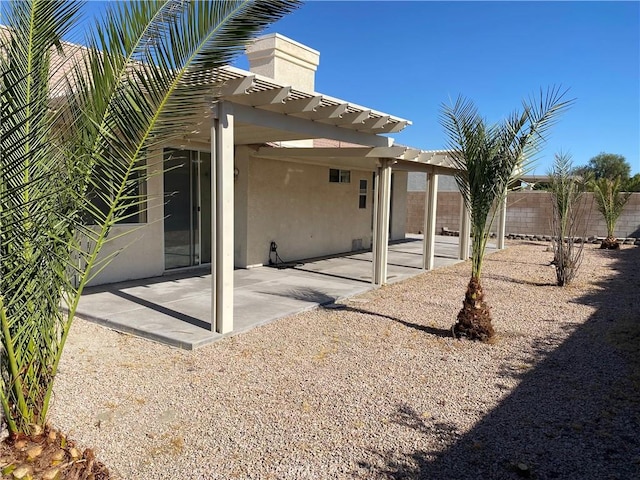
<box><xmin>358</xmin><ymin>179</ymin><xmax>367</xmax><ymax>209</ymax></box>
<box><xmin>329</xmin><ymin>168</ymin><xmax>351</xmax><ymax>184</ymax></box>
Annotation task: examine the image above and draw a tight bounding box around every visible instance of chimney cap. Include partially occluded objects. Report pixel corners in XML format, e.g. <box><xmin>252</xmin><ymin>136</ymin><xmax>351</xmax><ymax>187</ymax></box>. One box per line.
<box><xmin>246</xmin><ymin>33</ymin><xmax>320</xmax><ymax>58</ymax></box>
<box><xmin>246</xmin><ymin>33</ymin><xmax>320</xmax><ymax>91</ymax></box>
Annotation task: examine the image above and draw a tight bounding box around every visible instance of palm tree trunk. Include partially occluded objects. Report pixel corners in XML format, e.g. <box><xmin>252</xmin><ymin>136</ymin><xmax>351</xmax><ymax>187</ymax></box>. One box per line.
<box><xmin>453</xmin><ymin>276</ymin><xmax>495</xmax><ymax>341</ymax></box>
<box><xmin>600</xmin><ymin>236</ymin><xmax>620</xmax><ymax>250</ymax></box>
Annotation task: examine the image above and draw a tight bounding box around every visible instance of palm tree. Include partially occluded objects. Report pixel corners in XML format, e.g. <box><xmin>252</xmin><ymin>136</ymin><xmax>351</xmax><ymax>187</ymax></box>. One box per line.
<box><xmin>440</xmin><ymin>88</ymin><xmax>573</xmax><ymax>341</ymax></box>
<box><xmin>549</xmin><ymin>152</ymin><xmax>586</xmax><ymax>286</ymax></box>
<box><xmin>0</xmin><ymin>0</ymin><xmax>300</xmax><ymax>441</ymax></box>
<box><xmin>590</xmin><ymin>176</ymin><xmax>632</xmax><ymax>249</ymax></box>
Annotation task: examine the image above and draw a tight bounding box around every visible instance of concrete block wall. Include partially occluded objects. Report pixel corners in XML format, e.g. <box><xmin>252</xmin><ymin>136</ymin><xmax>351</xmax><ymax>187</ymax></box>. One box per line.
<box><xmin>406</xmin><ymin>191</ymin><xmax>640</xmax><ymax>238</ymax></box>
<box><xmin>406</xmin><ymin>192</ymin><xmax>425</xmax><ymax>233</ymax></box>
<box><xmin>435</xmin><ymin>192</ymin><xmax>462</xmax><ymax>234</ymax></box>
<box><xmin>505</xmin><ymin>192</ymin><xmax>555</xmax><ymax>235</ymax></box>
<box><xmin>407</xmin><ymin>192</ymin><xmax>461</xmax><ymax>234</ymax></box>
<box><xmin>608</xmin><ymin>193</ymin><xmax>640</xmax><ymax>237</ymax></box>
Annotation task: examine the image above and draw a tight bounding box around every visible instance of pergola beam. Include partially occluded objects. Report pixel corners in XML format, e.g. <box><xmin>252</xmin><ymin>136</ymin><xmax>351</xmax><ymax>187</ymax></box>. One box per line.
<box><xmin>282</xmin><ymin>95</ymin><xmax>323</xmax><ymax>113</ymax></box>
<box><xmin>366</xmin><ymin>115</ymin><xmax>391</xmax><ymax>130</ymax></box>
<box><xmin>384</xmin><ymin>120</ymin><xmax>410</xmax><ymax>133</ymax></box>
<box><xmin>234</xmin><ymin>86</ymin><xmax>291</xmax><ymax>107</ymax></box>
<box><xmin>233</xmin><ymin>103</ymin><xmax>394</xmax><ymax>147</ymax></box>
<box><xmin>307</xmin><ymin>103</ymin><xmax>348</xmax><ymax>120</ymax></box>
<box><xmin>367</xmin><ymin>146</ymin><xmax>412</xmax><ymax>158</ymax></box>
<box><xmin>392</xmin><ymin>161</ymin><xmax>452</xmax><ymax>174</ymax></box>
<box><xmin>330</xmin><ymin>109</ymin><xmax>371</xmax><ymax>126</ymax></box>
<box><xmin>399</xmin><ymin>148</ymin><xmax>421</xmax><ymax>160</ymax></box>
<box><xmin>219</xmin><ymin>75</ymin><xmax>255</xmax><ymax>97</ymax></box>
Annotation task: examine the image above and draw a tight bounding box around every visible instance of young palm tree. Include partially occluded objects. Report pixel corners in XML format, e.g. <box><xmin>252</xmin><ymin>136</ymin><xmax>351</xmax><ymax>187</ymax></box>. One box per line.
<box><xmin>590</xmin><ymin>176</ymin><xmax>632</xmax><ymax>249</ymax></box>
<box><xmin>440</xmin><ymin>88</ymin><xmax>572</xmax><ymax>341</ymax></box>
<box><xmin>0</xmin><ymin>0</ymin><xmax>300</xmax><ymax>442</ymax></box>
<box><xmin>549</xmin><ymin>152</ymin><xmax>586</xmax><ymax>286</ymax></box>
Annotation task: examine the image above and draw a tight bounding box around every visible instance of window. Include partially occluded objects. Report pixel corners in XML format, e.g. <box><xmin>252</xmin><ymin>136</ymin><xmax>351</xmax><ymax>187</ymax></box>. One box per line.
<box><xmin>359</xmin><ymin>179</ymin><xmax>367</xmax><ymax>208</ymax></box>
<box><xmin>329</xmin><ymin>168</ymin><xmax>350</xmax><ymax>183</ymax></box>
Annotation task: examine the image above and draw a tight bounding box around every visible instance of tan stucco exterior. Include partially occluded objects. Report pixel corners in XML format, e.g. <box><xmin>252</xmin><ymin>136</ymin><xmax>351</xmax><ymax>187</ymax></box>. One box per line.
<box><xmin>89</xmin><ymin>142</ymin><xmax>412</xmax><ymax>285</ymax></box>
<box><xmin>87</xmin><ymin>147</ymin><xmax>166</xmax><ymax>285</ymax></box>
<box><xmin>246</xmin><ymin>33</ymin><xmax>320</xmax><ymax>92</ymax></box>
<box><xmin>238</xmin><ymin>154</ymin><xmax>376</xmax><ymax>267</ymax></box>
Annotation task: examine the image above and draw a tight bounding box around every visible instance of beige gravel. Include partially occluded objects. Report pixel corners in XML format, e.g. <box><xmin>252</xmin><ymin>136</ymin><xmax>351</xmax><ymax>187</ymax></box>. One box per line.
<box><xmin>49</xmin><ymin>241</ymin><xmax>640</xmax><ymax>479</ymax></box>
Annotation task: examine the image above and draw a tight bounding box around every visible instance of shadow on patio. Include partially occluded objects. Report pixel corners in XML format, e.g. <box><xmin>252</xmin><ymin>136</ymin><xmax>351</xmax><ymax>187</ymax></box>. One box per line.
<box><xmin>358</xmin><ymin>246</ymin><xmax>640</xmax><ymax>479</ymax></box>
<box><xmin>77</xmin><ymin>235</ymin><xmax>474</xmax><ymax>349</ymax></box>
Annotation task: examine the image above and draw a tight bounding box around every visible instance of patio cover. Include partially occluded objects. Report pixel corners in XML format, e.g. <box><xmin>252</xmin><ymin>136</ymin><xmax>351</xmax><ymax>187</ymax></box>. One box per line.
<box><xmin>202</xmin><ymin>66</ymin><xmax>492</xmax><ymax>335</ymax></box>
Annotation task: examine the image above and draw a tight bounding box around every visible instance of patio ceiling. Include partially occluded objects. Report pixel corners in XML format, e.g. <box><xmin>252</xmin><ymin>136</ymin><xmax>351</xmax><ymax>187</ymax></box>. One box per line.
<box><xmin>252</xmin><ymin>145</ymin><xmax>458</xmax><ymax>174</ymax></box>
<box><xmin>213</xmin><ymin>66</ymin><xmax>411</xmax><ymax>147</ymax></box>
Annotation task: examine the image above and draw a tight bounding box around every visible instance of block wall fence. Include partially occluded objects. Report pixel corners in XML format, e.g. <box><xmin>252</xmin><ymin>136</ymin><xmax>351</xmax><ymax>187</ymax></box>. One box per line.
<box><xmin>406</xmin><ymin>191</ymin><xmax>640</xmax><ymax>239</ymax></box>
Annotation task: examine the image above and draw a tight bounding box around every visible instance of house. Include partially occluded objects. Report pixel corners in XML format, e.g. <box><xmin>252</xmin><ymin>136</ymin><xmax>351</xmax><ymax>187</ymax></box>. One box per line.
<box><xmin>79</xmin><ymin>34</ymin><xmax>467</xmax><ymax>335</ymax></box>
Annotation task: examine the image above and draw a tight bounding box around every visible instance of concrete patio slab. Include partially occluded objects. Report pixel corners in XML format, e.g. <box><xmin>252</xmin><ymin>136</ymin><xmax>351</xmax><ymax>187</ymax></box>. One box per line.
<box><xmin>76</xmin><ymin>235</ymin><xmax>495</xmax><ymax>349</ymax></box>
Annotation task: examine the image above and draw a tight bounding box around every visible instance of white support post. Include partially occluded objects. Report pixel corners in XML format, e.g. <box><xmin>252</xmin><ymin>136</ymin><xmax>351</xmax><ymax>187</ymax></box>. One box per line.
<box><xmin>497</xmin><ymin>190</ymin><xmax>507</xmax><ymax>250</ymax></box>
<box><xmin>372</xmin><ymin>159</ymin><xmax>392</xmax><ymax>285</ymax></box>
<box><xmin>422</xmin><ymin>170</ymin><xmax>438</xmax><ymax>270</ymax></box>
<box><xmin>211</xmin><ymin>101</ymin><xmax>234</xmax><ymax>334</ymax></box>
<box><xmin>458</xmin><ymin>196</ymin><xmax>470</xmax><ymax>261</ymax></box>
<box><xmin>371</xmin><ymin>168</ymin><xmax>379</xmax><ymax>282</ymax></box>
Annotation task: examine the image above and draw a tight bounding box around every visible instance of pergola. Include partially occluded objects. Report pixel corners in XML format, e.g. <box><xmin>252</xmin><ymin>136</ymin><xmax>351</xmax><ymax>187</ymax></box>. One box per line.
<box><xmin>207</xmin><ymin>66</ymin><xmax>507</xmax><ymax>334</ymax></box>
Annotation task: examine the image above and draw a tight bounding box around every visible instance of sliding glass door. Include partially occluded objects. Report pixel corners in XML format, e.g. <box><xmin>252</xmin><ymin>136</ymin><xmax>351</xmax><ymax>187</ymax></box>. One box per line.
<box><xmin>163</xmin><ymin>148</ymin><xmax>211</xmax><ymax>269</ymax></box>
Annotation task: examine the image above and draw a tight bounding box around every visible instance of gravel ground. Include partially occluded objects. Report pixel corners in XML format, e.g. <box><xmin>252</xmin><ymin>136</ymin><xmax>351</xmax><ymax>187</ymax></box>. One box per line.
<box><xmin>49</xmin><ymin>241</ymin><xmax>640</xmax><ymax>479</ymax></box>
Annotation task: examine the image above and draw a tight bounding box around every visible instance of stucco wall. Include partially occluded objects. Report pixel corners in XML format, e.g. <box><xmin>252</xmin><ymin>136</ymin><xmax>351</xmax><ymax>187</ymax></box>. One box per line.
<box><xmin>88</xmin><ymin>147</ymin><xmax>412</xmax><ymax>283</ymax></box>
<box><xmin>233</xmin><ymin>147</ymin><xmax>249</xmax><ymax>268</ymax></box>
<box><xmin>241</xmin><ymin>157</ymin><xmax>378</xmax><ymax>267</ymax></box>
<box><xmin>406</xmin><ymin>191</ymin><xmax>640</xmax><ymax>238</ymax></box>
<box><xmin>87</xmin><ymin>147</ymin><xmax>166</xmax><ymax>286</ymax></box>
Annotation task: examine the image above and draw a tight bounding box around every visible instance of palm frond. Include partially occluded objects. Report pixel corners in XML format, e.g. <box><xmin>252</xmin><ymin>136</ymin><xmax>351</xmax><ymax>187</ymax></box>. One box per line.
<box><xmin>45</xmin><ymin>0</ymin><xmax>301</xmax><ymax>422</ymax></box>
<box><xmin>548</xmin><ymin>152</ymin><xmax>586</xmax><ymax>286</ymax></box>
<box><xmin>0</xmin><ymin>0</ymin><xmax>85</xmax><ymax>434</ymax></box>
<box><xmin>1</xmin><ymin>0</ymin><xmax>300</xmax><ymax>435</ymax></box>
<box><xmin>440</xmin><ymin>87</ymin><xmax>573</xmax><ymax>279</ymax></box>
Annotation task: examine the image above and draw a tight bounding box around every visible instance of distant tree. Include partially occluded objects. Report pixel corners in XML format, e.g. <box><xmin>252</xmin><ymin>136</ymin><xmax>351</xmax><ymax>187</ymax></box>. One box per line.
<box><xmin>575</xmin><ymin>153</ymin><xmax>631</xmax><ymax>181</ymax></box>
<box><xmin>628</xmin><ymin>173</ymin><xmax>640</xmax><ymax>192</ymax></box>
<box><xmin>575</xmin><ymin>153</ymin><xmax>637</xmax><ymax>246</ymax></box>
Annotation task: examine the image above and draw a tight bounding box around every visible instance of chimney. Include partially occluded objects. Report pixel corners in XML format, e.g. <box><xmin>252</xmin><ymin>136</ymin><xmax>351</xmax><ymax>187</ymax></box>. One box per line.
<box><xmin>246</xmin><ymin>33</ymin><xmax>320</xmax><ymax>92</ymax></box>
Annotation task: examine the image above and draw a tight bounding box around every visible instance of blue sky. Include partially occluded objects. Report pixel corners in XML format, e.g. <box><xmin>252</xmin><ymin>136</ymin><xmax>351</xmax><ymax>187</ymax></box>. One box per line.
<box><xmin>79</xmin><ymin>1</ymin><xmax>639</xmax><ymax>175</ymax></box>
